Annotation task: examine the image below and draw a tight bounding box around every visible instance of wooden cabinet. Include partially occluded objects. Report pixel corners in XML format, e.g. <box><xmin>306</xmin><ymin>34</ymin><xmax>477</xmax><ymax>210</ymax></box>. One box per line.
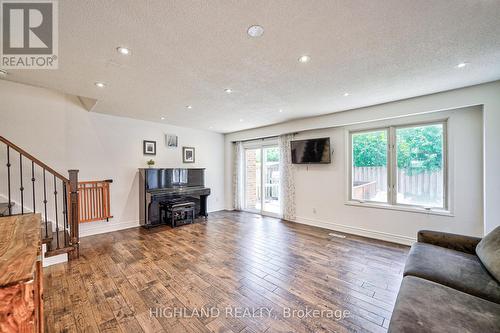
<box><xmin>0</xmin><ymin>214</ymin><xmax>43</xmax><ymax>333</ymax></box>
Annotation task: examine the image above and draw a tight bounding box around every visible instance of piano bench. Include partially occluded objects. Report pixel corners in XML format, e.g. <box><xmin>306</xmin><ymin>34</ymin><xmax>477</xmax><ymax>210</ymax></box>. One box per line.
<box><xmin>160</xmin><ymin>201</ymin><xmax>196</xmax><ymax>228</ymax></box>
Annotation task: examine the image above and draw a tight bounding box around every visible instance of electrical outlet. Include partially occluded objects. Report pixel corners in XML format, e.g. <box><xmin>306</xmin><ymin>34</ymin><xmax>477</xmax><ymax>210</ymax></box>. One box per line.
<box><xmin>312</xmin><ymin>208</ymin><xmax>317</xmax><ymax>214</ymax></box>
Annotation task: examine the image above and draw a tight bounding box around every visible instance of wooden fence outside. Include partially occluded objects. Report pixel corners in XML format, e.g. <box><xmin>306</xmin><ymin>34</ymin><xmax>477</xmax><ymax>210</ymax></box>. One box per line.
<box><xmin>353</xmin><ymin>166</ymin><xmax>443</xmax><ymax>200</ymax></box>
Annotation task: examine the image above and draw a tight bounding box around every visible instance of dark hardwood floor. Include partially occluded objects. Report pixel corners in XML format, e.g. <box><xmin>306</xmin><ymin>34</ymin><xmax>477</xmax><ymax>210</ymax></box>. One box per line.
<box><xmin>43</xmin><ymin>211</ymin><xmax>409</xmax><ymax>333</ymax></box>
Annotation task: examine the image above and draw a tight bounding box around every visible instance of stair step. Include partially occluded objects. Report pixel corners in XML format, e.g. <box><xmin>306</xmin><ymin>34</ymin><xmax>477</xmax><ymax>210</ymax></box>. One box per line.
<box><xmin>45</xmin><ymin>230</ymin><xmax>74</xmax><ymax>258</ymax></box>
<box><xmin>0</xmin><ymin>202</ymin><xmax>14</xmax><ymax>216</ymax></box>
<box><xmin>40</xmin><ymin>221</ymin><xmax>54</xmax><ymax>244</ymax></box>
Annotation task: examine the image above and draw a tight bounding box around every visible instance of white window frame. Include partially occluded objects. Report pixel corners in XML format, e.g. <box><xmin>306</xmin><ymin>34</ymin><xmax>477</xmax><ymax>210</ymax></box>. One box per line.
<box><xmin>347</xmin><ymin>120</ymin><xmax>450</xmax><ymax>215</ymax></box>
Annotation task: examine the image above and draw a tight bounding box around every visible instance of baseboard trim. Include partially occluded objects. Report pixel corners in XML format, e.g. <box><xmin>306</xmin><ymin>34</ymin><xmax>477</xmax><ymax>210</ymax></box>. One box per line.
<box><xmin>293</xmin><ymin>216</ymin><xmax>416</xmax><ymax>245</ymax></box>
<box><xmin>208</xmin><ymin>208</ymin><xmax>225</xmax><ymax>213</ymax></box>
<box><xmin>42</xmin><ymin>244</ymin><xmax>68</xmax><ymax>267</ymax></box>
<box><xmin>80</xmin><ymin>220</ymin><xmax>139</xmax><ymax>238</ymax></box>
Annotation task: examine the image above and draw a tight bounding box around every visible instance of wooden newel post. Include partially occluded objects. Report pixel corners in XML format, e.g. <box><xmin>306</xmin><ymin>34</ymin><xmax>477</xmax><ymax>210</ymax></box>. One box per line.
<box><xmin>68</xmin><ymin>169</ymin><xmax>79</xmax><ymax>259</ymax></box>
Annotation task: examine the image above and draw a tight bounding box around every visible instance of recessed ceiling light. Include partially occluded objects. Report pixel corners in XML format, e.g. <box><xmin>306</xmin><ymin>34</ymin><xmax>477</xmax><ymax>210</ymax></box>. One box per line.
<box><xmin>298</xmin><ymin>55</ymin><xmax>311</xmax><ymax>63</ymax></box>
<box><xmin>456</xmin><ymin>62</ymin><xmax>469</xmax><ymax>68</ymax></box>
<box><xmin>247</xmin><ymin>25</ymin><xmax>264</xmax><ymax>38</ymax></box>
<box><xmin>186</xmin><ymin>105</ymin><xmax>193</xmax><ymax>109</ymax></box>
<box><xmin>239</xmin><ymin>119</ymin><xmax>244</xmax><ymax>122</ymax></box>
<box><xmin>343</xmin><ymin>92</ymin><xmax>350</xmax><ymax>97</ymax></box>
<box><xmin>0</xmin><ymin>69</ymin><xmax>7</xmax><ymax>77</ymax></box>
<box><xmin>225</xmin><ymin>88</ymin><xmax>233</xmax><ymax>94</ymax></box>
<box><xmin>117</xmin><ymin>47</ymin><xmax>130</xmax><ymax>55</ymax></box>
<box><xmin>161</xmin><ymin>116</ymin><xmax>165</xmax><ymax>120</ymax></box>
<box><xmin>279</xmin><ymin>109</ymin><xmax>283</xmax><ymax>113</ymax></box>
<box><xmin>209</xmin><ymin>126</ymin><xmax>213</xmax><ymax>129</ymax></box>
<box><xmin>95</xmin><ymin>82</ymin><xmax>106</xmax><ymax>88</ymax></box>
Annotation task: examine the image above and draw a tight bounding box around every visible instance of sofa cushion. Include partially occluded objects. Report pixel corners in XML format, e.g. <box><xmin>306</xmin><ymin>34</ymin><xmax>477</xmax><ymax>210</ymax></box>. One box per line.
<box><xmin>403</xmin><ymin>242</ymin><xmax>500</xmax><ymax>303</ymax></box>
<box><xmin>388</xmin><ymin>276</ymin><xmax>500</xmax><ymax>333</ymax></box>
<box><xmin>418</xmin><ymin>230</ymin><xmax>481</xmax><ymax>254</ymax></box>
<box><xmin>476</xmin><ymin>226</ymin><xmax>500</xmax><ymax>282</ymax></box>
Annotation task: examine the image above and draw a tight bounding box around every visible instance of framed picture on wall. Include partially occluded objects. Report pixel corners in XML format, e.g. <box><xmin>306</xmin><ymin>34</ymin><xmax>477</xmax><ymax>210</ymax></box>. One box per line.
<box><xmin>183</xmin><ymin>147</ymin><xmax>195</xmax><ymax>163</ymax></box>
<box><xmin>143</xmin><ymin>140</ymin><xmax>156</xmax><ymax>155</ymax></box>
<box><xmin>165</xmin><ymin>134</ymin><xmax>178</xmax><ymax>148</ymax></box>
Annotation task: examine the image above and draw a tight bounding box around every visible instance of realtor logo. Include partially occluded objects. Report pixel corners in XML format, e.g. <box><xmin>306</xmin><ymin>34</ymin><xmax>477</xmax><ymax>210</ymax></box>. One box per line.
<box><xmin>1</xmin><ymin>0</ymin><xmax>58</xmax><ymax>69</ymax></box>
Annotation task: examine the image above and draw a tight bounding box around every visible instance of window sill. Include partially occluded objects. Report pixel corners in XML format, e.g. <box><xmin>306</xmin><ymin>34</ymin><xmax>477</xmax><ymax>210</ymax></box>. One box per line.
<box><xmin>345</xmin><ymin>201</ymin><xmax>454</xmax><ymax>217</ymax></box>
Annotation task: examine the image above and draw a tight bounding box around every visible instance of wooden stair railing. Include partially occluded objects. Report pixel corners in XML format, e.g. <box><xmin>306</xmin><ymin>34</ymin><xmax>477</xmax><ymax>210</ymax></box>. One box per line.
<box><xmin>78</xmin><ymin>180</ymin><xmax>113</xmax><ymax>223</ymax></box>
<box><xmin>0</xmin><ymin>136</ymin><xmax>80</xmax><ymax>259</ymax></box>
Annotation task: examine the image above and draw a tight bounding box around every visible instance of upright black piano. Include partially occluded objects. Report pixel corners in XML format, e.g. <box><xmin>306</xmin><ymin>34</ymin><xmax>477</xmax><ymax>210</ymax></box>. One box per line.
<box><xmin>139</xmin><ymin>168</ymin><xmax>210</xmax><ymax>227</ymax></box>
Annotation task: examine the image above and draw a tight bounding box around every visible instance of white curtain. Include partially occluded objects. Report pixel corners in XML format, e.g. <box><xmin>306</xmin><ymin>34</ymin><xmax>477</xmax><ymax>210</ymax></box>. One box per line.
<box><xmin>279</xmin><ymin>134</ymin><xmax>296</xmax><ymax>220</ymax></box>
<box><xmin>232</xmin><ymin>141</ymin><xmax>244</xmax><ymax>210</ymax></box>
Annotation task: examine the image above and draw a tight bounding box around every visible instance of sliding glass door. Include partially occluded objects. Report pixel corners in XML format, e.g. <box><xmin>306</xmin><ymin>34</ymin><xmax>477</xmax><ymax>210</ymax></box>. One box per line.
<box><xmin>262</xmin><ymin>147</ymin><xmax>280</xmax><ymax>214</ymax></box>
<box><xmin>244</xmin><ymin>148</ymin><xmax>262</xmax><ymax>212</ymax></box>
<box><xmin>244</xmin><ymin>144</ymin><xmax>280</xmax><ymax>216</ymax></box>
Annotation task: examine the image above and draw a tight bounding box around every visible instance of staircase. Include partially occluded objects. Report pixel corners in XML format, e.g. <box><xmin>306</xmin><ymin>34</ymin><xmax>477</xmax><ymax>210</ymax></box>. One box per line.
<box><xmin>0</xmin><ymin>201</ymin><xmax>13</xmax><ymax>216</ymax></box>
<box><xmin>0</xmin><ymin>136</ymin><xmax>80</xmax><ymax>260</ymax></box>
<box><xmin>41</xmin><ymin>222</ymin><xmax>72</xmax><ymax>258</ymax></box>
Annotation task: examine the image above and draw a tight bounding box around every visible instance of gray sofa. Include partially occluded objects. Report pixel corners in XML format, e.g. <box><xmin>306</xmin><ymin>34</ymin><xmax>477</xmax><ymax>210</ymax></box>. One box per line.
<box><xmin>388</xmin><ymin>227</ymin><xmax>500</xmax><ymax>332</ymax></box>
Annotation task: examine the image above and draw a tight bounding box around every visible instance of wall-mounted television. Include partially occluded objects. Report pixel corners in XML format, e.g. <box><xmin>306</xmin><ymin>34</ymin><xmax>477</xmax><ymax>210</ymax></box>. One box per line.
<box><xmin>291</xmin><ymin>138</ymin><xmax>331</xmax><ymax>164</ymax></box>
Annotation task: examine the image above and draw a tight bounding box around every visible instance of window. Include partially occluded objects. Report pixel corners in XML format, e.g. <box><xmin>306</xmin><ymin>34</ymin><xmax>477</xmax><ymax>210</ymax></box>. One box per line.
<box><xmin>351</xmin><ymin>129</ymin><xmax>389</xmax><ymax>203</ymax></box>
<box><xmin>349</xmin><ymin>121</ymin><xmax>447</xmax><ymax>211</ymax></box>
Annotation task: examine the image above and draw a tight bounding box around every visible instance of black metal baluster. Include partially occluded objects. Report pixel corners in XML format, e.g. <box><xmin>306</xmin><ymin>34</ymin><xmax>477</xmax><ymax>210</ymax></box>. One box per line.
<box><xmin>54</xmin><ymin>175</ymin><xmax>60</xmax><ymax>249</ymax></box>
<box><xmin>19</xmin><ymin>154</ymin><xmax>24</xmax><ymax>214</ymax></box>
<box><xmin>63</xmin><ymin>181</ymin><xmax>68</xmax><ymax>246</ymax></box>
<box><xmin>31</xmin><ymin>161</ymin><xmax>36</xmax><ymax>213</ymax></box>
<box><xmin>6</xmin><ymin>146</ymin><xmax>11</xmax><ymax>215</ymax></box>
<box><xmin>43</xmin><ymin>169</ymin><xmax>48</xmax><ymax>239</ymax></box>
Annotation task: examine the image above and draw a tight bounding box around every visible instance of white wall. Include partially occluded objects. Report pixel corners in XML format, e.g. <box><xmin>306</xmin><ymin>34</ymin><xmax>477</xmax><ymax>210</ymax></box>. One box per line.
<box><xmin>291</xmin><ymin>107</ymin><xmax>482</xmax><ymax>244</ymax></box>
<box><xmin>226</xmin><ymin>81</ymin><xmax>500</xmax><ymax>240</ymax></box>
<box><xmin>0</xmin><ymin>80</ymin><xmax>225</xmax><ymax>236</ymax></box>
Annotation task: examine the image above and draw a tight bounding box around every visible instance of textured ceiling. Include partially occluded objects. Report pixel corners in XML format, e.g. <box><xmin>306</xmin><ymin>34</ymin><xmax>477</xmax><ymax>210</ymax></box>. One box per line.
<box><xmin>2</xmin><ymin>0</ymin><xmax>500</xmax><ymax>133</ymax></box>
